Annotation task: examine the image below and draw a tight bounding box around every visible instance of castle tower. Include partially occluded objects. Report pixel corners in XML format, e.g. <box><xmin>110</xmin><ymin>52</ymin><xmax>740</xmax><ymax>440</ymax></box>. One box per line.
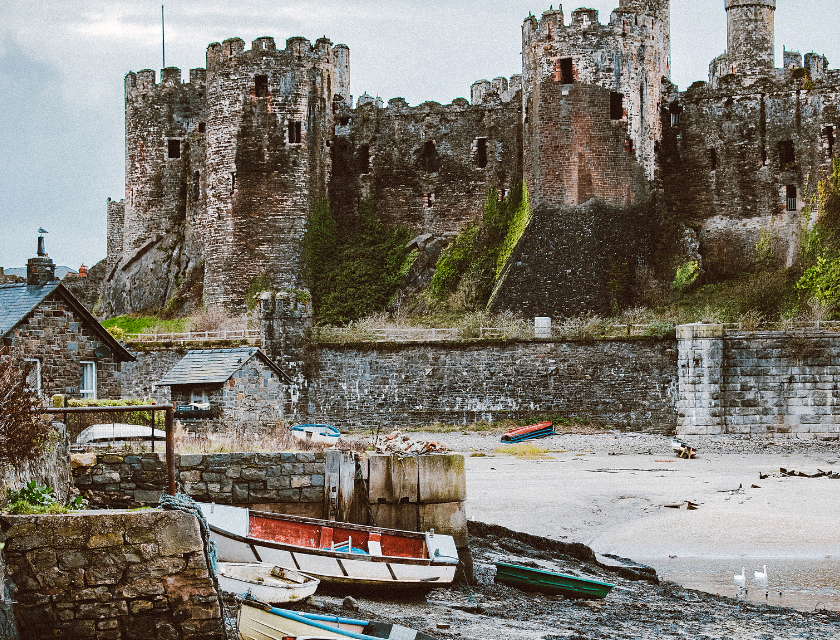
<box><xmin>521</xmin><ymin>2</ymin><xmax>670</xmax><ymax>209</ymax></box>
<box><xmin>725</xmin><ymin>0</ymin><xmax>776</xmax><ymax>74</ymax></box>
<box><xmin>203</xmin><ymin>36</ymin><xmax>346</xmax><ymax>310</ymax></box>
<box><xmin>122</xmin><ymin>67</ymin><xmax>206</xmax><ymax>253</ymax></box>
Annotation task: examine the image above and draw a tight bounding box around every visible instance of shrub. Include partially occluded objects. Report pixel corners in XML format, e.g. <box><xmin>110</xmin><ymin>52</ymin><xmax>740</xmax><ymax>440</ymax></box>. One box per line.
<box><xmin>671</xmin><ymin>261</ymin><xmax>699</xmax><ymax>297</ymax></box>
<box><xmin>0</xmin><ymin>350</ymin><xmax>51</xmax><ymax>468</ymax></box>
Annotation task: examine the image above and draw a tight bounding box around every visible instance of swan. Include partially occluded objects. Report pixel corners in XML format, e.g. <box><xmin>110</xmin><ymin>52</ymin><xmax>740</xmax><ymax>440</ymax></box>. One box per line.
<box><xmin>754</xmin><ymin>565</ymin><xmax>768</xmax><ymax>585</ymax></box>
<box><xmin>734</xmin><ymin>567</ymin><xmax>746</xmax><ymax>589</ymax></box>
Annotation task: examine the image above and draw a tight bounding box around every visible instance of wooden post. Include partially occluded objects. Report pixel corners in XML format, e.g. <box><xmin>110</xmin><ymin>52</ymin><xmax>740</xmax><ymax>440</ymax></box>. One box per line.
<box><xmin>325</xmin><ymin>450</ymin><xmax>356</xmax><ymax>522</ymax></box>
<box><xmin>165</xmin><ymin>404</ymin><xmax>176</xmax><ymax>495</ymax></box>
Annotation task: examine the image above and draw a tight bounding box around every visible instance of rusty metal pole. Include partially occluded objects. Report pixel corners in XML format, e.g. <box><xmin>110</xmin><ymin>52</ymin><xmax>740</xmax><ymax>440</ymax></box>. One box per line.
<box><xmin>165</xmin><ymin>404</ymin><xmax>176</xmax><ymax>495</ymax></box>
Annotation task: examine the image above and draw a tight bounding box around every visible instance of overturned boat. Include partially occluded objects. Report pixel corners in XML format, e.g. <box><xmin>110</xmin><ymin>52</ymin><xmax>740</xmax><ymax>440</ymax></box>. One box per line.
<box><xmin>500</xmin><ymin>421</ymin><xmax>555</xmax><ymax>443</ymax></box>
<box><xmin>216</xmin><ymin>562</ymin><xmax>319</xmax><ymax>604</ymax></box>
<box><xmin>494</xmin><ymin>561</ymin><xmax>614</xmax><ymax>599</ymax></box>
<box><xmin>198</xmin><ymin>503</ymin><xmax>459</xmax><ymax>590</ymax></box>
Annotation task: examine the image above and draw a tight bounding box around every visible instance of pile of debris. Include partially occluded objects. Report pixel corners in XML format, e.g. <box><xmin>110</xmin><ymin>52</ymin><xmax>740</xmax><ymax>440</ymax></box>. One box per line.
<box><xmin>372</xmin><ymin>430</ymin><xmax>448</xmax><ymax>455</ymax></box>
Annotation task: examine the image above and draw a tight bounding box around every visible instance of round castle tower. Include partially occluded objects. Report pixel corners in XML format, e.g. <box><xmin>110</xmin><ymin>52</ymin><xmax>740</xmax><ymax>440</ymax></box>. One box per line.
<box><xmin>202</xmin><ymin>36</ymin><xmax>348</xmax><ymax>310</ymax></box>
<box><xmin>122</xmin><ymin>67</ymin><xmax>206</xmax><ymax>253</ymax></box>
<box><xmin>725</xmin><ymin>0</ymin><xmax>776</xmax><ymax>73</ymax></box>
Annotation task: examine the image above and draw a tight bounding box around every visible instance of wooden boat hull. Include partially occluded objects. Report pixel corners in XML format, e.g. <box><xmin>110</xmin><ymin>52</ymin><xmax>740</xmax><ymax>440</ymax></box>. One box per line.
<box><xmin>215</xmin><ymin>563</ymin><xmax>318</xmax><ymax>603</ymax></box>
<box><xmin>494</xmin><ymin>562</ymin><xmax>614</xmax><ymax>599</ymax></box>
<box><xmin>237</xmin><ymin>600</ymin><xmax>439</xmax><ymax>640</ymax></box>
<box><xmin>199</xmin><ymin>503</ymin><xmax>458</xmax><ymax>590</ymax></box>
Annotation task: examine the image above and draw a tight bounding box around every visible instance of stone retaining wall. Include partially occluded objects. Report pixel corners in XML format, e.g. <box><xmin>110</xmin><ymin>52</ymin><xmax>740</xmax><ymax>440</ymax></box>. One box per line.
<box><xmin>72</xmin><ymin>451</ymin><xmax>327</xmax><ymax>516</ymax></box>
<box><xmin>0</xmin><ymin>510</ymin><xmax>224</xmax><ymax>640</ymax></box>
<box><xmin>678</xmin><ymin>324</ymin><xmax>840</xmax><ymax>439</ymax></box>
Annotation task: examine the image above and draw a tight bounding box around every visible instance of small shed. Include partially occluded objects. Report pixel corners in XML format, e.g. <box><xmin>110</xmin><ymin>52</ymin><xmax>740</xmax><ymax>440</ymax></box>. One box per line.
<box><xmin>156</xmin><ymin>347</ymin><xmax>293</xmax><ymax>434</ymax></box>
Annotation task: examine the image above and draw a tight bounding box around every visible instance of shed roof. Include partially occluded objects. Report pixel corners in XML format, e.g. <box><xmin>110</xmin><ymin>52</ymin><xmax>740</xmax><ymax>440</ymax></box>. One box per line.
<box><xmin>156</xmin><ymin>347</ymin><xmax>292</xmax><ymax>386</ymax></box>
<box><xmin>0</xmin><ymin>282</ymin><xmax>135</xmax><ymax>362</ymax></box>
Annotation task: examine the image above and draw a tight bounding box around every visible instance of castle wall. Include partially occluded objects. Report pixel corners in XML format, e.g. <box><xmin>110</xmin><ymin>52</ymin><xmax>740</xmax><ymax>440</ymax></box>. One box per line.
<box><xmin>665</xmin><ymin>75</ymin><xmax>840</xmax><ymax>278</ymax></box>
<box><xmin>106</xmin><ymin>198</ymin><xmax>124</xmax><ymax>264</ymax></box>
<box><xmin>336</xmin><ymin>88</ymin><xmax>521</xmax><ymax>235</ymax></box>
<box><xmin>123</xmin><ymin>68</ymin><xmax>206</xmax><ymax>253</ymax></box>
<box><xmin>203</xmin><ymin>36</ymin><xmax>341</xmax><ymax>310</ymax></box>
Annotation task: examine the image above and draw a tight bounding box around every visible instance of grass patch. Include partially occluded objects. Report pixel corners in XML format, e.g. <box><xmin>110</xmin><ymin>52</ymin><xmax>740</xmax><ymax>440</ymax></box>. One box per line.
<box><xmin>494</xmin><ymin>443</ymin><xmax>551</xmax><ymax>459</ymax></box>
<box><xmin>101</xmin><ymin>315</ymin><xmax>188</xmax><ymax>335</ymax></box>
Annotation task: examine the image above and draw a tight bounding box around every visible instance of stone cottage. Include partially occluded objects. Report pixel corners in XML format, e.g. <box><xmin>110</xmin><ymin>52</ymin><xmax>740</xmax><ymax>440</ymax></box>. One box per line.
<box><xmin>156</xmin><ymin>347</ymin><xmax>292</xmax><ymax>433</ymax></box>
<box><xmin>0</xmin><ymin>237</ymin><xmax>134</xmax><ymax>399</ymax></box>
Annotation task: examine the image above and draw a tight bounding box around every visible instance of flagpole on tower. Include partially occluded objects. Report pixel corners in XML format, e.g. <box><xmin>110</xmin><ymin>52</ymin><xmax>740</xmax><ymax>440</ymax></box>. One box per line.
<box><xmin>162</xmin><ymin>5</ymin><xmax>166</xmax><ymax>69</ymax></box>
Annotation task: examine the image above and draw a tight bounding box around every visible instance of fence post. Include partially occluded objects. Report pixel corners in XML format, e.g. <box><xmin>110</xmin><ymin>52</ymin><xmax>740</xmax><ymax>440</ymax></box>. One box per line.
<box><xmin>165</xmin><ymin>405</ymin><xmax>176</xmax><ymax>496</ymax></box>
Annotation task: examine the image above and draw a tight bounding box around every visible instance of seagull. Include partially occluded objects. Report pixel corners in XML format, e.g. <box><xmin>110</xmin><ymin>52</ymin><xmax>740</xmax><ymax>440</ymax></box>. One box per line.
<box><xmin>754</xmin><ymin>565</ymin><xmax>768</xmax><ymax>586</ymax></box>
<box><xmin>734</xmin><ymin>567</ymin><xmax>746</xmax><ymax>590</ymax></box>
<box><xmin>38</xmin><ymin>228</ymin><xmax>48</xmax><ymax>234</ymax></box>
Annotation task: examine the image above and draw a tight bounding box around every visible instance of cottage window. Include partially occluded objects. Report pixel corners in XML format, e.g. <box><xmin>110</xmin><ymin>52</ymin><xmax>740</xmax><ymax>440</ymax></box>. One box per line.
<box><xmin>24</xmin><ymin>359</ymin><xmax>41</xmax><ymax>394</ymax></box>
<box><xmin>80</xmin><ymin>361</ymin><xmax>97</xmax><ymax>400</ymax></box>
<box><xmin>191</xmin><ymin>389</ymin><xmax>209</xmax><ymax>404</ymax></box>
<box><xmin>167</xmin><ymin>139</ymin><xmax>181</xmax><ymax>159</ymax></box>
<box><xmin>288</xmin><ymin>121</ymin><xmax>302</xmax><ymax>144</ymax></box>
<box><xmin>255</xmin><ymin>75</ymin><xmax>268</xmax><ymax>98</ymax></box>
<box><xmin>476</xmin><ymin>137</ymin><xmax>488</xmax><ymax>168</ymax></box>
<box><xmin>610</xmin><ymin>92</ymin><xmax>624</xmax><ymax>120</ymax></box>
<box><xmin>787</xmin><ymin>185</ymin><xmax>798</xmax><ymax>211</ymax></box>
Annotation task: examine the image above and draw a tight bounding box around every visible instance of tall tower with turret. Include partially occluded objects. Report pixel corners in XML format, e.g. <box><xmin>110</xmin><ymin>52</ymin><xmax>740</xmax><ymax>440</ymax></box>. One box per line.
<box><xmin>726</xmin><ymin>0</ymin><xmax>775</xmax><ymax>73</ymax></box>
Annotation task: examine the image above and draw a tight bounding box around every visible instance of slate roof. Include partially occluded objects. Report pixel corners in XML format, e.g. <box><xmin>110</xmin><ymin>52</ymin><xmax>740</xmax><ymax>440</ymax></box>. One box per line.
<box><xmin>156</xmin><ymin>347</ymin><xmax>292</xmax><ymax>386</ymax></box>
<box><xmin>0</xmin><ymin>282</ymin><xmax>134</xmax><ymax>361</ymax></box>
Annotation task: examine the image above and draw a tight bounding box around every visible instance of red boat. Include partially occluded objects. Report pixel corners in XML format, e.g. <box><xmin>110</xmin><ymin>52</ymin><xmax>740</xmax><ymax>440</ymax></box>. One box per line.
<box><xmin>500</xmin><ymin>421</ymin><xmax>555</xmax><ymax>443</ymax></box>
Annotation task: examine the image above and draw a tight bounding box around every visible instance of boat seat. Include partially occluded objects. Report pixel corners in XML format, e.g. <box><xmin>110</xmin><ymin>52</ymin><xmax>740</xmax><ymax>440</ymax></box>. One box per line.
<box><xmin>368</xmin><ymin>533</ymin><xmax>382</xmax><ymax>556</ymax></box>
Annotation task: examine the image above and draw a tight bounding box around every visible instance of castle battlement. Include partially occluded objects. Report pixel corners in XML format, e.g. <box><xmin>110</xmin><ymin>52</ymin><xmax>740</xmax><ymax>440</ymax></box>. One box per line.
<box><xmin>125</xmin><ymin>67</ymin><xmax>206</xmax><ymax>94</ymax></box>
<box><xmin>471</xmin><ymin>75</ymin><xmax>522</xmax><ymax>105</ymax></box>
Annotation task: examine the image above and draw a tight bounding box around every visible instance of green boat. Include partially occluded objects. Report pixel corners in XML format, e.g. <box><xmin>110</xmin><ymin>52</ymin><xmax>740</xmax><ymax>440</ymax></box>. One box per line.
<box><xmin>494</xmin><ymin>562</ymin><xmax>614</xmax><ymax>599</ymax></box>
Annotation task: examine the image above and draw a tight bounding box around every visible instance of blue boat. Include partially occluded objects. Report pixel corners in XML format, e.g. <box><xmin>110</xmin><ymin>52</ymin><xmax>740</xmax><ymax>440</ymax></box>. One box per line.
<box><xmin>291</xmin><ymin>423</ymin><xmax>341</xmax><ymax>445</ymax></box>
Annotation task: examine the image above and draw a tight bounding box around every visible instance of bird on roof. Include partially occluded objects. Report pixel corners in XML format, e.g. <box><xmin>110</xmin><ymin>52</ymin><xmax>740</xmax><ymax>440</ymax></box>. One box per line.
<box><xmin>38</xmin><ymin>228</ymin><xmax>48</xmax><ymax>234</ymax></box>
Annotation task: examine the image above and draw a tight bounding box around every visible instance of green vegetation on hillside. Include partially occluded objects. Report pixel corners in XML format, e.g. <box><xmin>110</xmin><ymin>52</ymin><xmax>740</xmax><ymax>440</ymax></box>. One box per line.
<box><xmin>303</xmin><ymin>195</ymin><xmax>414</xmax><ymax>325</ymax></box>
<box><xmin>101</xmin><ymin>316</ymin><xmax>188</xmax><ymax>335</ymax></box>
<box><xmin>428</xmin><ymin>179</ymin><xmax>528</xmax><ymax>310</ymax></box>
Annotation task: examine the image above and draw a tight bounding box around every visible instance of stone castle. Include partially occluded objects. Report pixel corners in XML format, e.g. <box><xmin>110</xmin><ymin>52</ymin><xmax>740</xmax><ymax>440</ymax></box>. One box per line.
<box><xmin>97</xmin><ymin>0</ymin><xmax>840</xmax><ymax>318</ymax></box>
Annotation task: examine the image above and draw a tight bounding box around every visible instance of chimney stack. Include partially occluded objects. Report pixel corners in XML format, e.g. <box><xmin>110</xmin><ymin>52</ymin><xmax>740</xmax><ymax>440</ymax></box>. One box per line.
<box><xmin>27</xmin><ymin>235</ymin><xmax>57</xmax><ymax>286</ymax></box>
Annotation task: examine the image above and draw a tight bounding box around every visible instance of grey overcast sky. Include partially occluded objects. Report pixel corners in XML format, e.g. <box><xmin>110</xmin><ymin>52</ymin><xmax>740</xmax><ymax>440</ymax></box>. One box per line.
<box><xmin>1</xmin><ymin>1</ymin><xmax>838</xmax><ymax>271</ymax></box>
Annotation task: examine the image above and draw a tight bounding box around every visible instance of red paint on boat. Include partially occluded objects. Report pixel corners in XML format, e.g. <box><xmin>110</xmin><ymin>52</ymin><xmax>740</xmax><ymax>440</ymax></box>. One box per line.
<box><xmin>247</xmin><ymin>513</ymin><xmax>426</xmax><ymax>558</ymax></box>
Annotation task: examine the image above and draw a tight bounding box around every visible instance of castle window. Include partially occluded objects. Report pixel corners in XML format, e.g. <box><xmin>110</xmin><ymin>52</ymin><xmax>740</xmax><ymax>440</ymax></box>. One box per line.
<box><xmin>167</xmin><ymin>139</ymin><xmax>181</xmax><ymax>159</ymax></box>
<box><xmin>288</xmin><ymin>121</ymin><xmax>302</xmax><ymax>144</ymax></box>
<box><xmin>476</xmin><ymin>138</ymin><xmax>488</xmax><ymax>168</ymax></box>
<box><xmin>671</xmin><ymin>112</ymin><xmax>680</xmax><ymax>127</ymax></box>
<box><xmin>230</xmin><ymin>172</ymin><xmax>236</xmax><ymax>194</ymax></box>
<box><xmin>423</xmin><ymin>193</ymin><xmax>435</xmax><ymax>208</ymax></box>
<box><xmin>560</xmin><ymin>58</ymin><xmax>574</xmax><ymax>84</ymax></box>
<box><xmin>192</xmin><ymin>171</ymin><xmax>200</xmax><ymax>200</ymax></box>
<box><xmin>610</xmin><ymin>92</ymin><xmax>624</xmax><ymax>120</ymax></box>
<box><xmin>498</xmin><ymin>188</ymin><xmax>506</xmax><ymax>201</ymax></box>
<box><xmin>779</xmin><ymin>140</ymin><xmax>795</xmax><ymax>171</ymax></box>
<box><xmin>787</xmin><ymin>185</ymin><xmax>798</xmax><ymax>211</ymax></box>
<box><xmin>198</xmin><ymin>122</ymin><xmax>206</xmax><ymax>133</ymax></box>
<box><xmin>255</xmin><ymin>75</ymin><xmax>268</xmax><ymax>98</ymax></box>
<box><xmin>823</xmin><ymin>126</ymin><xmax>835</xmax><ymax>159</ymax></box>
<box><xmin>709</xmin><ymin>148</ymin><xmax>717</xmax><ymax>171</ymax></box>
<box><xmin>419</xmin><ymin>140</ymin><xmax>438</xmax><ymax>173</ymax></box>
<box><xmin>358</xmin><ymin>144</ymin><xmax>370</xmax><ymax>174</ymax></box>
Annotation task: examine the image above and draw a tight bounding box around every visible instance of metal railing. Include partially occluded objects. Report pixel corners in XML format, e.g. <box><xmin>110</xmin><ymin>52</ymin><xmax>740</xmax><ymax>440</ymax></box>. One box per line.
<box><xmin>45</xmin><ymin>404</ymin><xmax>176</xmax><ymax>495</ymax></box>
<box><xmin>125</xmin><ymin>329</ymin><xmax>260</xmax><ymax>343</ymax></box>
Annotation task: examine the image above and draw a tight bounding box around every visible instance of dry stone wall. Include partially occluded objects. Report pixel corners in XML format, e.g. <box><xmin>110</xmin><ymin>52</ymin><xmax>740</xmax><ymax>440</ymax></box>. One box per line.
<box><xmin>0</xmin><ymin>510</ymin><xmax>224</xmax><ymax>640</ymax></box>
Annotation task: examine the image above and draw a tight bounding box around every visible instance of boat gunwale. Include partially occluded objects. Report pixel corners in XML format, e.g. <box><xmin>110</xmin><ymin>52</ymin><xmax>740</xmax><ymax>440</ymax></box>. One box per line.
<box><xmin>216</xmin><ymin>563</ymin><xmax>320</xmax><ymax>589</ymax></box>
<box><xmin>249</xmin><ymin>508</ymin><xmax>429</xmax><ymax>541</ymax></box>
<box><xmin>209</xmin><ymin>523</ymin><xmax>438</xmax><ymax>567</ymax></box>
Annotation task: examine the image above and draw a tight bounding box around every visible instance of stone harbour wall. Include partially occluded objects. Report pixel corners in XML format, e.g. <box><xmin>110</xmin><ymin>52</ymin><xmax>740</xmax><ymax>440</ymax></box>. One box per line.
<box><xmin>0</xmin><ymin>510</ymin><xmax>224</xmax><ymax>640</ymax></box>
<box><xmin>310</xmin><ymin>339</ymin><xmax>678</xmax><ymax>433</ymax></box>
<box><xmin>678</xmin><ymin>324</ymin><xmax>840</xmax><ymax>439</ymax></box>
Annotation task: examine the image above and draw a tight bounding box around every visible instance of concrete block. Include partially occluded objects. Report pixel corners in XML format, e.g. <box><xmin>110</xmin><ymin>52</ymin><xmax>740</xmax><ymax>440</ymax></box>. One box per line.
<box><xmin>418</xmin><ymin>455</ymin><xmax>466</xmax><ymax>504</ymax></box>
<box><xmin>368</xmin><ymin>455</ymin><xmax>418</xmax><ymax>504</ymax></box>
<box><xmin>418</xmin><ymin>502</ymin><xmax>468</xmax><ymax>547</ymax></box>
<box><xmin>369</xmin><ymin>503</ymin><xmax>418</xmax><ymax>532</ymax></box>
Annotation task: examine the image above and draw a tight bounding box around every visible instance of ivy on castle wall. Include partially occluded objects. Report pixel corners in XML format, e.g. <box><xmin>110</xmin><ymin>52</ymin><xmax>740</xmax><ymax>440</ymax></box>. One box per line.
<box><xmin>303</xmin><ymin>195</ymin><xmax>413</xmax><ymax>325</ymax></box>
<box><xmin>428</xmin><ymin>179</ymin><xmax>529</xmax><ymax>309</ymax></box>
